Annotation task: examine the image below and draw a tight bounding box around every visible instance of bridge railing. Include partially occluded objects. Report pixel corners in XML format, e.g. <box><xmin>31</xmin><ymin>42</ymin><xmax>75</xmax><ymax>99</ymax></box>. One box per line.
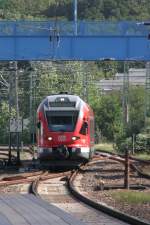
<box><xmin>0</xmin><ymin>21</ymin><xmax>149</xmax><ymax>36</ymax></box>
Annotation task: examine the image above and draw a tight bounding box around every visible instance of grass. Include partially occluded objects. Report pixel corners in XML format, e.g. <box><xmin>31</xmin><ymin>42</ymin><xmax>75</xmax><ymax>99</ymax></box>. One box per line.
<box><xmin>134</xmin><ymin>153</ymin><xmax>150</xmax><ymax>161</ymax></box>
<box><xmin>94</xmin><ymin>143</ymin><xmax>115</xmax><ymax>153</ymax></box>
<box><xmin>110</xmin><ymin>190</ymin><xmax>150</xmax><ymax>204</ymax></box>
<box><xmin>94</xmin><ymin>143</ymin><xmax>150</xmax><ymax>163</ymax></box>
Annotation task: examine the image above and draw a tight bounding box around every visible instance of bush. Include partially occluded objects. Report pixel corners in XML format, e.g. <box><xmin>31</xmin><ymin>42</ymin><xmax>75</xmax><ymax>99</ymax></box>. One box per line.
<box><xmin>115</xmin><ymin>136</ymin><xmax>132</xmax><ymax>153</ymax></box>
<box><xmin>135</xmin><ymin>134</ymin><xmax>149</xmax><ymax>152</ymax></box>
<box><xmin>22</xmin><ymin>129</ymin><xmax>32</xmax><ymax>144</ymax></box>
<box><xmin>115</xmin><ymin>133</ymin><xmax>150</xmax><ymax>153</ymax></box>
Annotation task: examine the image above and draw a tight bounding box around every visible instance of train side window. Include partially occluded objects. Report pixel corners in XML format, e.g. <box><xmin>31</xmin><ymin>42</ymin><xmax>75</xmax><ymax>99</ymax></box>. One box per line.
<box><xmin>80</xmin><ymin>122</ymin><xmax>88</xmax><ymax>135</ymax></box>
<box><xmin>37</xmin><ymin>121</ymin><xmax>41</xmax><ymax>129</ymax></box>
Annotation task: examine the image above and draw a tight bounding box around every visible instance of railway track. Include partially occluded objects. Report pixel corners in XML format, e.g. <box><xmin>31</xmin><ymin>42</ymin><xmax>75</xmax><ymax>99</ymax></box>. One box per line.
<box><xmin>36</xmin><ymin>169</ymin><xmax>129</xmax><ymax>225</ymax></box>
<box><xmin>0</xmin><ymin>146</ymin><xmax>35</xmax><ymax>171</ymax></box>
<box><xmin>0</xmin><ymin>155</ymin><xmax>149</xmax><ymax>224</ymax></box>
<box><xmin>95</xmin><ymin>151</ymin><xmax>150</xmax><ymax>179</ymax></box>
<box><xmin>30</xmin><ymin>160</ymin><xmax>133</xmax><ymax>225</ymax></box>
<box><xmin>79</xmin><ymin>158</ymin><xmax>150</xmax><ymax>224</ymax></box>
<box><xmin>32</xmin><ymin>156</ymin><xmax>149</xmax><ymax>225</ymax></box>
<box><xmin>0</xmin><ymin>159</ymin><xmax>128</xmax><ymax>224</ymax></box>
<box><xmin>95</xmin><ymin>150</ymin><xmax>150</xmax><ymax>164</ymax></box>
<box><xmin>0</xmin><ymin>150</ymin><xmax>17</xmax><ymax>167</ymax></box>
<box><xmin>0</xmin><ymin>170</ymin><xmax>44</xmax><ymax>193</ymax></box>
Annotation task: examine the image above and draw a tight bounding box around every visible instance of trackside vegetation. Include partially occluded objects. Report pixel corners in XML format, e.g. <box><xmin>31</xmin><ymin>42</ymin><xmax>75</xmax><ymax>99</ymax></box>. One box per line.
<box><xmin>110</xmin><ymin>190</ymin><xmax>150</xmax><ymax>204</ymax></box>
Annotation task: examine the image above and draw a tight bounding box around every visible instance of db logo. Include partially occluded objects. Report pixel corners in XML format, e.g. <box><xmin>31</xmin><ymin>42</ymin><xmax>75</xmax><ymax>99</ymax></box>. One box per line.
<box><xmin>58</xmin><ymin>135</ymin><xmax>66</xmax><ymax>142</ymax></box>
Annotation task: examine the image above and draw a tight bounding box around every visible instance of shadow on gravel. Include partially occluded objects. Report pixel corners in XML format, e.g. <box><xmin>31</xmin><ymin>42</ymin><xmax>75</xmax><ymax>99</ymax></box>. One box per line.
<box><xmin>81</xmin><ymin>168</ymin><xmax>124</xmax><ymax>173</ymax></box>
<box><xmin>95</xmin><ymin>174</ymin><xmax>124</xmax><ymax>180</ymax></box>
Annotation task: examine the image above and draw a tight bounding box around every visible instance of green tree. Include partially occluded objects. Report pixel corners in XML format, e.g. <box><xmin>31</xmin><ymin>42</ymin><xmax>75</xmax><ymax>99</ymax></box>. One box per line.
<box><xmin>94</xmin><ymin>92</ymin><xmax>122</xmax><ymax>141</ymax></box>
<box><xmin>0</xmin><ymin>101</ymin><xmax>15</xmax><ymax>144</ymax></box>
<box><xmin>127</xmin><ymin>87</ymin><xmax>145</xmax><ymax>136</ymax></box>
<box><xmin>115</xmin><ymin>86</ymin><xmax>145</xmax><ymax>152</ymax></box>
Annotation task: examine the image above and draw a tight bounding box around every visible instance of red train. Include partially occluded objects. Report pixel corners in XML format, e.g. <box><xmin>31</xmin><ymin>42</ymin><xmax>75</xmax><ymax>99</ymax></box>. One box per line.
<box><xmin>37</xmin><ymin>93</ymin><xmax>94</xmax><ymax>160</ymax></box>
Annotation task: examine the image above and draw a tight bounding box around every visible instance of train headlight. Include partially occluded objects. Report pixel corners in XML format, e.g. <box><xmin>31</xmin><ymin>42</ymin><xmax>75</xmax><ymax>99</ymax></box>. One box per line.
<box><xmin>48</xmin><ymin>137</ymin><xmax>53</xmax><ymax>141</ymax></box>
<box><xmin>72</xmin><ymin>136</ymin><xmax>80</xmax><ymax>141</ymax></box>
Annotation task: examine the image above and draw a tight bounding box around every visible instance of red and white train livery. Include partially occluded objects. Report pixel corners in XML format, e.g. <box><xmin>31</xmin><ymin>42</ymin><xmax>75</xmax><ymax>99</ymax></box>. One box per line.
<box><xmin>37</xmin><ymin>93</ymin><xmax>94</xmax><ymax>160</ymax></box>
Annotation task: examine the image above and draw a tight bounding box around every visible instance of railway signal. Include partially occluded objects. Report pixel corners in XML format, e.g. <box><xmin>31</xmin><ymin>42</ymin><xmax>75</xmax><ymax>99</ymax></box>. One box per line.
<box><xmin>10</xmin><ymin>118</ymin><xmax>23</xmax><ymax>132</ymax></box>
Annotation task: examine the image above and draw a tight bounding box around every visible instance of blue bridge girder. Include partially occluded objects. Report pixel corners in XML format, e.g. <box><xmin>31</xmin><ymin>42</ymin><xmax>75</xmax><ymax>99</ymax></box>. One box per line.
<box><xmin>0</xmin><ymin>20</ymin><xmax>150</xmax><ymax>61</ymax></box>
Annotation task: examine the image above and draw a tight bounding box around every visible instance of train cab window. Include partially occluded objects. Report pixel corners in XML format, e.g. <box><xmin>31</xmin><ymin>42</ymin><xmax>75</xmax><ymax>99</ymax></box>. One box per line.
<box><xmin>79</xmin><ymin>122</ymin><xmax>88</xmax><ymax>135</ymax></box>
<box><xmin>46</xmin><ymin>111</ymin><xmax>78</xmax><ymax>132</ymax></box>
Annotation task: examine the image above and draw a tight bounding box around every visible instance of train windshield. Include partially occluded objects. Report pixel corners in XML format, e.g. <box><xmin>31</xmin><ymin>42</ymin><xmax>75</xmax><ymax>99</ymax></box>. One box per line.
<box><xmin>46</xmin><ymin>111</ymin><xmax>79</xmax><ymax>132</ymax></box>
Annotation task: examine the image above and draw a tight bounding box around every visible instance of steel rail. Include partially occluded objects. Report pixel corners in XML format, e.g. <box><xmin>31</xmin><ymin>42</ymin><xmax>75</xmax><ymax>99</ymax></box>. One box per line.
<box><xmin>95</xmin><ymin>151</ymin><xmax>150</xmax><ymax>179</ymax></box>
<box><xmin>68</xmin><ymin>161</ymin><xmax>149</xmax><ymax>225</ymax></box>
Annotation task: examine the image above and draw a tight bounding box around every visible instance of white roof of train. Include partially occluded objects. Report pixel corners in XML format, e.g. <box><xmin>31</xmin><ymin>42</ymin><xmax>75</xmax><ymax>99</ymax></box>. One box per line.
<box><xmin>38</xmin><ymin>94</ymin><xmax>90</xmax><ymax>111</ymax></box>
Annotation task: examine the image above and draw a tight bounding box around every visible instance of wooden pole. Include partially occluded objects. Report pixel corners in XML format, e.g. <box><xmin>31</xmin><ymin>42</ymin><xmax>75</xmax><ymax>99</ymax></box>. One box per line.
<box><xmin>124</xmin><ymin>148</ymin><xmax>130</xmax><ymax>189</ymax></box>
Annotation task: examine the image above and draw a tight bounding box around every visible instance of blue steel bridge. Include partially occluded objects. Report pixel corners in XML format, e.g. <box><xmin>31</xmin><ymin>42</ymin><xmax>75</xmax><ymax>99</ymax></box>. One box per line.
<box><xmin>0</xmin><ymin>20</ymin><xmax>150</xmax><ymax>61</ymax></box>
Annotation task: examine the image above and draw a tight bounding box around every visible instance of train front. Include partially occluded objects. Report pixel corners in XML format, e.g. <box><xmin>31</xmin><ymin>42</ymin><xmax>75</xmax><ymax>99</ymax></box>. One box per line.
<box><xmin>37</xmin><ymin>94</ymin><xmax>91</xmax><ymax>160</ymax></box>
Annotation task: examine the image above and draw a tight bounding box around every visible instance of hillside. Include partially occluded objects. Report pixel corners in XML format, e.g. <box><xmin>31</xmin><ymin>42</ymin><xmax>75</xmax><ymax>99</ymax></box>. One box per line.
<box><xmin>0</xmin><ymin>0</ymin><xmax>150</xmax><ymax>21</ymax></box>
